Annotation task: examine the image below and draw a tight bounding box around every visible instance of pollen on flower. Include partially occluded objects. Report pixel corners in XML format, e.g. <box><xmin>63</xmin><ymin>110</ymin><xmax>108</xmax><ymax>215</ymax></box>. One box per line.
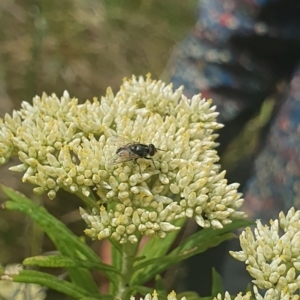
<box><xmin>0</xmin><ymin>75</ymin><xmax>246</xmax><ymax>243</ymax></box>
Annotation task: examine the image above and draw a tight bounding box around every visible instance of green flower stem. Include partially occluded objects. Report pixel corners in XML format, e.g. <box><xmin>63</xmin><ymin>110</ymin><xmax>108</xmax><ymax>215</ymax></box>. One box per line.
<box><xmin>116</xmin><ymin>242</ymin><xmax>140</xmax><ymax>299</ymax></box>
<box><xmin>26</xmin><ymin>194</ymin><xmax>44</xmax><ymax>257</ymax></box>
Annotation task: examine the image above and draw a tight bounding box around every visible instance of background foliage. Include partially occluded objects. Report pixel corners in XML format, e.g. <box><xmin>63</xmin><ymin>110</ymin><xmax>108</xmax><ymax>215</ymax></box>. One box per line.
<box><xmin>0</xmin><ymin>0</ymin><xmax>197</xmax><ymax>107</ymax></box>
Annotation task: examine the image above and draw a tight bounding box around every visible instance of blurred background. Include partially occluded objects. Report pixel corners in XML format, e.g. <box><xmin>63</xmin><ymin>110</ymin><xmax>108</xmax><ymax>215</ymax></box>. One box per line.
<box><xmin>0</xmin><ymin>1</ymin><xmax>199</xmax><ymax>299</ymax></box>
<box><xmin>0</xmin><ymin>0</ymin><xmax>198</xmax><ymax>109</ymax></box>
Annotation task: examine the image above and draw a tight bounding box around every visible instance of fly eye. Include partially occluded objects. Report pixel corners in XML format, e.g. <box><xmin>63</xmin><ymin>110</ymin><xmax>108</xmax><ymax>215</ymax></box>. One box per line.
<box><xmin>148</xmin><ymin>144</ymin><xmax>156</xmax><ymax>156</ymax></box>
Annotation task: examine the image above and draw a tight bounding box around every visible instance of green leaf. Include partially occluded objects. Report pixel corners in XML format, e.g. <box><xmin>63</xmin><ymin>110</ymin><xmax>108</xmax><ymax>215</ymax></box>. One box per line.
<box><xmin>169</xmin><ymin>219</ymin><xmax>251</xmax><ymax>258</ymax></box>
<box><xmin>130</xmin><ymin>285</ymin><xmax>160</xmax><ymax>297</ymax></box>
<box><xmin>2</xmin><ymin>186</ymin><xmax>117</xmax><ymax>291</ymax></box>
<box><xmin>79</xmin><ymin>298</ymin><xmax>101</xmax><ymax>300</ymax></box>
<box><xmin>154</xmin><ymin>274</ymin><xmax>165</xmax><ymax>294</ymax></box>
<box><xmin>108</xmin><ymin>238</ymin><xmax>123</xmax><ymax>295</ymax></box>
<box><xmin>79</xmin><ymin>295</ymin><xmax>113</xmax><ymax>300</ymax></box>
<box><xmin>131</xmin><ymin>219</ymin><xmax>251</xmax><ymax>286</ymax></box>
<box><xmin>177</xmin><ymin>292</ymin><xmax>202</xmax><ymax>300</ymax></box>
<box><xmin>211</xmin><ymin>268</ymin><xmax>224</xmax><ymax>297</ymax></box>
<box><xmin>198</xmin><ymin>297</ymin><xmax>214</xmax><ymax>300</ymax></box>
<box><xmin>129</xmin><ymin>218</ymin><xmax>184</xmax><ymax>287</ymax></box>
<box><xmin>12</xmin><ymin>269</ymin><xmax>105</xmax><ymax>300</ymax></box>
<box><xmin>132</xmin><ymin>255</ymin><xmax>179</xmax><ymax>274</ymax></box>
<box><xmin>166</xmin><ymin>219</ymin><xmax>252</xmax><ymax>263</ymax></box>
<box><xmin>79</xmin><ymin>297</ymin><xmax>112</xmax><ymax>300</ymax></box>
<box><xmin>23</xmin><ymin>255</ymin><xmax>120</xmax><ymax>275</ymax></box>
<box><xmin>137</xmin><ymin>218</ymin><xmax>185</xmax><ymax>259</ymax></box>
<box><xmin>131</xmin><ymin>232</ymin><xmax>232</xmax><ymax>286</ymax></box>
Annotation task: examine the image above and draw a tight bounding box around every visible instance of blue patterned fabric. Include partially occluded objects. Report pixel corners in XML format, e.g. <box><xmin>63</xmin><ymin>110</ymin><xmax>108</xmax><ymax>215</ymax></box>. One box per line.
<box><xmin>168</xmin><ymin>0</ymin><xmax>300</xmax><ymax>223</ymax></box>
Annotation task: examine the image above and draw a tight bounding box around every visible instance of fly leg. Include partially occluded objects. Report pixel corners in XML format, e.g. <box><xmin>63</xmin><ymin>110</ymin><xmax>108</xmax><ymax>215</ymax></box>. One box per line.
<box><xmin>144</xmin><ymin>157</ymin><xmax>157</xmax><ymax>169</ymax></box>
<box><xmin>134</xmin><ymin>158</ymin><xmax>142</xmax><ymax>174</ymax></box>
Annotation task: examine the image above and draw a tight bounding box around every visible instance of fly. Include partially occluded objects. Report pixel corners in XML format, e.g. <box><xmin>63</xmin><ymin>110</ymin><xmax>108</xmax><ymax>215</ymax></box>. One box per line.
<box><xmin>107</xmin><ymin>136</ymin><xmax>165</xmax><ymax>172</ymax></box>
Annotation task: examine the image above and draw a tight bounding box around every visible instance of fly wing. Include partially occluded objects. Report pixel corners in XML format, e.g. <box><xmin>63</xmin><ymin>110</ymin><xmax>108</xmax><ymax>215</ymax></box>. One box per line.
<box><xmin>108</xmin><ymin>148</ymin><xmax>139</xmax><ymax>165</ymax></box>
<box><xmin>107</xmin><ymin>136</ymin><xmax>137</xmax><ymax>148</ymax></box>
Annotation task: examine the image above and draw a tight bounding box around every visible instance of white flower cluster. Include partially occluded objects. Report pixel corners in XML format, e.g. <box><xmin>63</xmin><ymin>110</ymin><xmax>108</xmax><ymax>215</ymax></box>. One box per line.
<box><xmin>214</xmin><ymin>289</ymin><xmax>300</xmax><ymax>300</ymax></box>
<box><xmin>130</xmin><ymin>290</ymin><xmax>186</xmax><ymax>300</ymax></box>
<box><xmin>230</xmin><ymin>207</ymin><xmax>300</xmax><ymax>300</ymax></box>
<box><xmin>0</xmin><ymin>75</ymin><xmax>246</xmax><ymax>243</ymax></box>
<box><xmin>0</xmin><ymin>264</ymin><xmax>46</xmax><ymax>300</ymax></box>
<box><xmin>213</xmin><ymin>291</ymin><xmax>252</xmax><ymax>300</ymax></box>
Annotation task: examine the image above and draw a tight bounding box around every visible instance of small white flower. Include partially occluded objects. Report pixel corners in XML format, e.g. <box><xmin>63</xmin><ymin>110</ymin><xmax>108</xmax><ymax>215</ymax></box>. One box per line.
<box><xmin>0</xmin><ymin>75</ymin><xmax>246</xmax><ymax>243</ymax></box>
<box><xmin>130</xmin><ymin>290</ymin><xmax>187</xmax><ymax>300</ymax></box>
<box><xmin>213</xmin><ymin>291</ymin><xmax>252</xmax><ymax>300</ymax></box>
<box><xmin>231</xmin><ymin>207</ymin><xmax>300</xmax><ymax>298</ymax></box>
<box><xmin>0</xmin><ymin>264</ymin><xmax>46</xmax><ymax>300</ymax></box>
